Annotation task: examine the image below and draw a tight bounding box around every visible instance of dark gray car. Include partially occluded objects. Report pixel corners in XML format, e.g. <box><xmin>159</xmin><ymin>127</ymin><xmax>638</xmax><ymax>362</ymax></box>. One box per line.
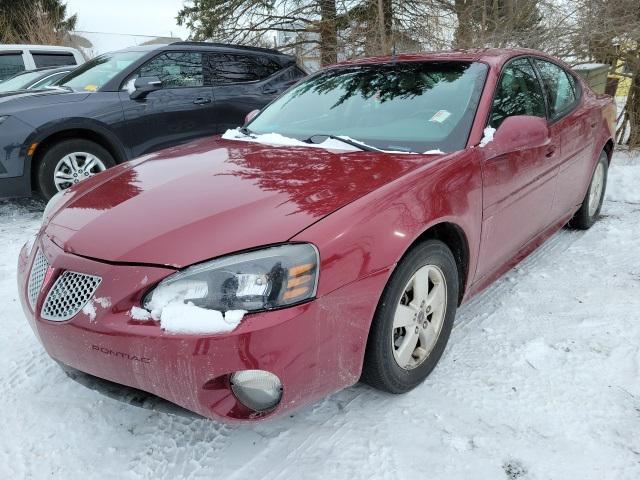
<box><xmin>0</xmin><ymin>42</ymin><xmax>306</xmax><ymax>199</ymax></box>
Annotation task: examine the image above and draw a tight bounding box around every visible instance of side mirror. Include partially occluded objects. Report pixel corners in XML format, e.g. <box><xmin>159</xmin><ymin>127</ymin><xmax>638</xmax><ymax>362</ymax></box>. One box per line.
<box><xmin>490</xmin><ymin>115</ymin><xmax>550</xmax><ymax>156</ymax></box>
<box><xmin>130</xmin><ymin>76</ymin><xmax>162</xmax><ymax>100</ymax></box>
<box><xmin>244</xmin><ymin>109</ymin><xmax>260</xmax><ymax>126</ymax></box>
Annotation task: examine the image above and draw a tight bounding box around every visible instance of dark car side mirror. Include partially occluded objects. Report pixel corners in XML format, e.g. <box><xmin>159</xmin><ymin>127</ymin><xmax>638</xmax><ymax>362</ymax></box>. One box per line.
<box><xmin>244</xmin><ymin>109</ymin><xmax>260</xmax><ymax>126</ymax></box>
<box><xmin>490</xmin><ymin>115</ymin><xmax>550</xmax><ymax>156</ymax></box>
<box><xmin>130</xmin><ymin>76</ymin><xmax>162</xmax><ymax>100</ymax></box>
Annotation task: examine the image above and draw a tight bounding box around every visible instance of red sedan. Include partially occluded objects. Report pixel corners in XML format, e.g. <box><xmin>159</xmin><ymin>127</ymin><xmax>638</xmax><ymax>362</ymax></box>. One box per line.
<box><xmin>17</xmin><ymin>49</ymin><xmax>615</xmax><ymax>421</ymax></box>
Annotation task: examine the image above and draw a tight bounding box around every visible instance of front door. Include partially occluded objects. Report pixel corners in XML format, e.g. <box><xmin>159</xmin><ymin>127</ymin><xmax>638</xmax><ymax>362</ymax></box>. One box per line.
<box><xmin>116</xmin><ymin>51</ymin><xmax>216</xmax><ymax>157</ymax></box>
<box><xmin>475</xmin><ymin>57</ymin><xmax>558</xmax><ymax>280</ymax></box>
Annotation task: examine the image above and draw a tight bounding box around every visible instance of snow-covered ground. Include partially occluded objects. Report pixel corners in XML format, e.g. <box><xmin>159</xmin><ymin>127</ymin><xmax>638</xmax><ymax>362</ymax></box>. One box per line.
<box><xmin>1</xmin><ymin>150</ymin><xmax>640</xmax><ymax>479</ymax></box>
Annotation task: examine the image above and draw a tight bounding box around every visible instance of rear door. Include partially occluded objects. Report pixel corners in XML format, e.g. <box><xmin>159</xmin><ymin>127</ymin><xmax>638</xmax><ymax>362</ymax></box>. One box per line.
<box><xmin>116</xmin><ymin>51</ymin><xmax>216</xmax><ymax>157</ymax></box>
<box><xmin>208</xmin><ymin>53</ymin><xmax>296</xmax><ymax>131</ymax></box>
<box><xmin>476</xmin><ymin>57</ymin><xmax>557</xmax><ymax>280</ymax></box>
<box><xmin>532</xmin><ymin>58</ymin><xmax>593</xmax><ymax>217</ymax></box>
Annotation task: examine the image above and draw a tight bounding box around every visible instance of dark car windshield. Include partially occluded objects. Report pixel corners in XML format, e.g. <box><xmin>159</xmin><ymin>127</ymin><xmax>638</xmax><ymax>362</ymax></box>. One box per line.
<box><xmin>58</xmin><ymin>51</ymin><xmax>146</xmax><ymax>92</ymax></box>
<box><xmin>0</xmin><ymin>70</ymin><xmax>42</xmax><ymax>92</ymax></box>
<box><xmin>248</xmin><ymin>61</ymin><xmax>488</xmax><ymax>153</ymax></box>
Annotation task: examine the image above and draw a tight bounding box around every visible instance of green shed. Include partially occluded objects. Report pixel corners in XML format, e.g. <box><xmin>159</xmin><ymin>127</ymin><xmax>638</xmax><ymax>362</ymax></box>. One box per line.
<box><xmin>572</xmin><ymin>63</ymin><xmax>610</xmax><ymax>94</ymax></box>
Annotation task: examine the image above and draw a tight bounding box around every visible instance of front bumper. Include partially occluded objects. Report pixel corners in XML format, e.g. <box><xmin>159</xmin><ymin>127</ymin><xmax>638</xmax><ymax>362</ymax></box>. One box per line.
<box><xmin>17</xmin><ymin>233</ymin><xmax>390</xmax><ymax>421</ymax></box>
<box><xmin>0</xmin><ymin>116</ymin><xmax>34</xmax><ymax>198</ymax></box>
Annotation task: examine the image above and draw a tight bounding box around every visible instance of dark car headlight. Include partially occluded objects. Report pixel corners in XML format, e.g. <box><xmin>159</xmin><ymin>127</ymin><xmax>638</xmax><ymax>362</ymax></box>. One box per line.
<box><xmin>144</xmin><ymin>243</ymin><xmax>319</xmax><ymax>315</ymax></box>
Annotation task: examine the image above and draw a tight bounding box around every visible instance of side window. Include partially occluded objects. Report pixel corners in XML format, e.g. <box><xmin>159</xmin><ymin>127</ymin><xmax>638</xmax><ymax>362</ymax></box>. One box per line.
<box><xmin>533</xmin><ymin>59</ymin><xmax>577</xmax><ymax>119</ymax></box>
<box><xmin>31</xmin><ymin>52</ymin><xmax>77</xmax><ymax>68</ymax></box>
<box><xmin>208</xmin><ymin>53</ymin><xmax>282</xmax><ymax>84</ymax></box>
<box><xmin>489</xmin><ymin>58</ymin><xmax>547</xmax><ymax>129</ymax></box>
<box><xmin>136</xmin><ymin>52</ymin><xmax>203</xmax><ymax>88</ymax></box>
<box><xmin>0</xmin><ymin>53</ymin><xmax>25</xmax><ymax>81</ymax></box>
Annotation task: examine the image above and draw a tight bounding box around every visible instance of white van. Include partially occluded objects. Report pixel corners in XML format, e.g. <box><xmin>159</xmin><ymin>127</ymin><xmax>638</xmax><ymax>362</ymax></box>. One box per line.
<box><xmin>0</xmin><ymin>44</ymin><xmax>84</xmax><ymax>81</ymax></box>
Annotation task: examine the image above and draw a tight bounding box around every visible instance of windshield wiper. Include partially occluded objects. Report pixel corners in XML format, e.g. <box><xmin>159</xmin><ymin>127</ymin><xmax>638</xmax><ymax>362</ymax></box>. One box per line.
<box><xmin>237</xmin><ymin>126</ymin><xmax>256</xmax><ymax>137</ymax></box>
<box><xmin>49</xmin><ymin>85</ymin><xmax>73</xmax><ymax>92</ymax></box>
<box><xmin>303</xmin><ymin>134</ymin><xmax>382</xmax><ymax>152</ymax></box>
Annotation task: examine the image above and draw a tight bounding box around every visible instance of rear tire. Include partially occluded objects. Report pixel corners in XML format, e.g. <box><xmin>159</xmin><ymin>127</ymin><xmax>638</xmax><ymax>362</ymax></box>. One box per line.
<box><xmin>569</xmin><ymin>151</ymin><xmax>608</xmax><ymax>230</ymax></box>
<box><xmin>37</xmin><ymin>139</ymin><xmax>116</xmax><ymax>200</ymax></box>
<box><xmin>361</xmin><ymin>240</ymin><xmax>458</xmax><ymax>393</ymax></box>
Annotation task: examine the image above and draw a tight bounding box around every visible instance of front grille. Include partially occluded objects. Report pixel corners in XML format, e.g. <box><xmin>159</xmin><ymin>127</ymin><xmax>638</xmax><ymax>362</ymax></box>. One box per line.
<box><xmin>27</xmin><ymin>250</ymin><xmax>49</xmax><ymax>308</ymax></box>
<box><xmin>41</xmin><ymin>271</ymin><xmax>102</xmax><ymax>321</ymax></box>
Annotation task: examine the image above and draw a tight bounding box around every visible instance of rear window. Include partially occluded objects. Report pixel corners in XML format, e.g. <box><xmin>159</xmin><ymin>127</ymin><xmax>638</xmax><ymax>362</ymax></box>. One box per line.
<box><xmin>31</xmin><ymin>52</ymin><xmax>77</xmax><ymax>68</ymax></box>
<box><xmin>0</xmin><ymin>53</ymin><xmax>25</xmax><ymax>81</ymax></box>
<box><xmin>208</xmin><ymin>53</ymin><xmax>282</xmax><ymax>84</ymax></box>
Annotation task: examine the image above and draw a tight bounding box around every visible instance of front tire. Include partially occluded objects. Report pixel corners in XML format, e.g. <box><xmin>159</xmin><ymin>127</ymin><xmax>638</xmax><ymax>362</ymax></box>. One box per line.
<box><xmin>361</xmin><ymin>240</ymin><xmax>459</xmax><ymax>393</ymax></box>
<box><xmin>569</xmin><ymin>151</ymin><xmax>608</xmax><ymax>230</ymax></box>
<box><xmin>37</xmin><ymin>139</ymin><xmax>116</xmax><ymax>200</ymax></box>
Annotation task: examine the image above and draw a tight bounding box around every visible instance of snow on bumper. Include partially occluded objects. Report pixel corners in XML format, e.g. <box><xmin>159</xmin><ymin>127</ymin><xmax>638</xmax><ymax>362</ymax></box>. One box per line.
<box><xmin>17</xmin><ymin>234</ymin><xmax>389</xmax><ymax>421</ymax></box>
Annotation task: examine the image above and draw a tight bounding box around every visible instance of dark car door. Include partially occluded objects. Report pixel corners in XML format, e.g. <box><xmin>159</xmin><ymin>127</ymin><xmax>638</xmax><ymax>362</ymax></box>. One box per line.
<box><xmin>207</xmin><ymin>52</ymin><xmax>302</xmax><ymax>131</ymax></box>
<box><xmin>116</xmin><ymin>51</ymin><xmax>216</xmax><ymax>157</ymax></box>
<box><xmin>476</xmin><ymin>57</ymin><xmax>558</xmax><ymax>280</ymax></box>
<box><xmin>532</xmin><ymin>58</ymin><xmax>594</xmax><ymax>218</ymax></box>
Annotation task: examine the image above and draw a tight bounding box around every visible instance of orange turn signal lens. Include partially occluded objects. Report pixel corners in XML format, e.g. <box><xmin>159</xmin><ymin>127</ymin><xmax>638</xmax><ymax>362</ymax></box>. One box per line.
<box><xmin>283</xmin><ymin>286</ymin><xmax>310</xmax><ymax>301</ymax></box>
<box><xmin>288</xmin><ymin>263</ymin><xmax>314</xmax><ymax>277</ymax></box>
<box><xmin>27</xmin><ymin>143</ymin><xmax>38</xmax><ymax>157</ymax></box>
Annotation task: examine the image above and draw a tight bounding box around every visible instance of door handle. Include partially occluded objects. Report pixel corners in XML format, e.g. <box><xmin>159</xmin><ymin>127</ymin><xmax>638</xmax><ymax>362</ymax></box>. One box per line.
<box><xmin>545</xmin><ymin>145</ymin><xmax>556</xmax><ymax>158</ymax></box>
<box><xmin>193</xmin><ymin>97</ymin><xmax>212</xmax><ymax>105</ymax></box>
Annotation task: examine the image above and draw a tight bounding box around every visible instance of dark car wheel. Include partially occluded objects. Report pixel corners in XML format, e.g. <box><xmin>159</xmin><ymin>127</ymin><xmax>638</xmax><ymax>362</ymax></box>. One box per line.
<box><xmin>569</xmin><ymin>151</ymin><xmax>608</xmax><ymax>230</ymax></box>
<box><xmin>37</xmin><ymin>139</ymin><xmax>116</xmax><ymax>200</ymax></box>
<box><xmin>361</xmin><ymin>240</ymin><xmax>459</xmax><ymax>393</ymax></box>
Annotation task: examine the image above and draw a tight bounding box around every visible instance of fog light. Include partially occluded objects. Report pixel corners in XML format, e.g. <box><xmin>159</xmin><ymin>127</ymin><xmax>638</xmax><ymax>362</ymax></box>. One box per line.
<box><xmin>230</xmin><ymin>370</ymin><xmax>283</xmax><ymax>412</ymax></box>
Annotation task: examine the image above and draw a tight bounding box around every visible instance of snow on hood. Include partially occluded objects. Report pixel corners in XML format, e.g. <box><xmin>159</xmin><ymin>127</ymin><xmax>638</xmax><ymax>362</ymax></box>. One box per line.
<box><xmin>46</xmin><ymin>136</ymin><xmax>428</xmax><ymax>267</ymax></box>
<box><xmin>222</xmin><ymin>128</ymin><xmax>445</xmax><ymax>155</ymax></box>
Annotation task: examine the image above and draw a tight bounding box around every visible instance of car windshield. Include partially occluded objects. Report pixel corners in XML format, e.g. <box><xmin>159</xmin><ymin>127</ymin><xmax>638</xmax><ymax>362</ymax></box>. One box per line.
<box><xmin>0</xmin><ymin>70</ymin><xmax>42</xmax><ymax>92</ymax></box>
<box><xmin>248</xmin><ymin>61</ymin><xmax>488</xmax><ymax>153</ymax></box>
<box><xmin>59</xmin><ymin>51</ymin><xmax>146</xmax><ymax>92</ymax></box>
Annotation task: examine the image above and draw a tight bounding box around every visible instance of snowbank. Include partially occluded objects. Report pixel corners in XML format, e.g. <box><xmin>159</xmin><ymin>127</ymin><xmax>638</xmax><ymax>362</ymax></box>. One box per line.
<box><xmin>606</xmin><ymin>164</ymin><xmax>640</xmax><ymax>204</ymax></box>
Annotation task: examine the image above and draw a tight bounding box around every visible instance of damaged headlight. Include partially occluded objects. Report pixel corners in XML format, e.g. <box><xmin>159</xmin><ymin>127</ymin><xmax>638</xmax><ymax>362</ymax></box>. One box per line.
<box><xmin>144</xmin><ymin>243</ymin><xmax>319</xmax><ymax>314</ymax></box>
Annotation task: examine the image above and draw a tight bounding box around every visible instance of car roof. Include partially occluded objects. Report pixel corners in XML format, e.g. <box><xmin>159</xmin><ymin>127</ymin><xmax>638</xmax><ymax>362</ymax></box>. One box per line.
<box><xmin>0</xmin><ymin>44</ymin><xmax>81</xmax><ymax>53</ymax></box>
<box><xmin>335</xmin><ymin>48</ymin><xmax>555</xmax><ymax>69</ymax></box>
<box><xmin>113</xmin><ymin>41</ymin><xmax>294</xmax><ymax>59</ymax></box>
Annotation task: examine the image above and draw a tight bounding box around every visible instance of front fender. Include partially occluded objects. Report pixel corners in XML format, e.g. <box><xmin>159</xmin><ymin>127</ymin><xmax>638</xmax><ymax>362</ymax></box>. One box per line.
<box><xmin>292</xmin><ymin>148</ymin><xmax>482</xmax><ymax>301</ymax></box>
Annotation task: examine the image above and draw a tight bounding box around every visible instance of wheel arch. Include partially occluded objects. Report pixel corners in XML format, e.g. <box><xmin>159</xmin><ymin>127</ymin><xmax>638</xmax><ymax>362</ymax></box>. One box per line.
<box><xmin>28</xmin><ymin>123</ymin><xmax>128</xmax><ymax>192</ymax></box>
<box><xmin>400</xmin><ymin>221</ymin><xmax>470</xmax><ymax>306</ymax></box>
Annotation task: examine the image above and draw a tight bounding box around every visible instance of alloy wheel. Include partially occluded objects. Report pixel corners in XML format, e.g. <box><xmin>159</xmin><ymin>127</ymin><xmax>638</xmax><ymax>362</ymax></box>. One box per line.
<box><xmin>588</xmin><ymin>161</ymin><xmax>605</xmax><ymax>217</ymax></box>
<box><xmin>53</xmin><ymin>152</ymin><xmax>107</xmax><ymax>191</ymax></box>
<box><xmin>391</xmin><ymin>264</ymin><xmax>447</xmax><ymax>370</ymax></box>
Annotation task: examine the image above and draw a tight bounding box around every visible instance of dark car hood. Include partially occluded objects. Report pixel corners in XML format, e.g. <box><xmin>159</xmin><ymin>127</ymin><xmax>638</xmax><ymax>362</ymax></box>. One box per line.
<box><xmin>0</xmin><ymin>88</ymin><xmax>89</xmax><ymax>108</ymax></box>
<box><xmin>46</xmin><ymin>137</ymin><xmax>435</xmax><ymax>267</ymax></box>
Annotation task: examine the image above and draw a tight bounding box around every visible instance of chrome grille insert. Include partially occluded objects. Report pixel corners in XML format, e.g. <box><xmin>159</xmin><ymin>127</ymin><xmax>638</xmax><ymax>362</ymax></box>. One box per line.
<box><xmin>41</xmin><ymin>271</ymin><xmax>101</xmax><ymax>321</ymax></box>
<box><xmin>27</xmin><ymin>250</ymin><xmax>49</xmax><ymax>309</ymax></box>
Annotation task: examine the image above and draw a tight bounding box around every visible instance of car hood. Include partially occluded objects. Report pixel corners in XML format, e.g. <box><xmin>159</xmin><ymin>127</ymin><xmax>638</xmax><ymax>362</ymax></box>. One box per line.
<box><xmin>0</xmin><ymin>88</ymin><xmax>89</xmax><ymax>109</ymax></box>
<box><xmin>46</xmin><ymin>137</ymin><xmax>435</xmax><ymax>267</ymax></box>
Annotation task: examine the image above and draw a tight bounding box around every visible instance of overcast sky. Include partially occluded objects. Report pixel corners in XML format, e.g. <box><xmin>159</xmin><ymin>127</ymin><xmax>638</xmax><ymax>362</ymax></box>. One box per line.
<box><xmin>65</xmin><ymin>0</ymin><xmax>191</xmax><ymax>39</ymax></box>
